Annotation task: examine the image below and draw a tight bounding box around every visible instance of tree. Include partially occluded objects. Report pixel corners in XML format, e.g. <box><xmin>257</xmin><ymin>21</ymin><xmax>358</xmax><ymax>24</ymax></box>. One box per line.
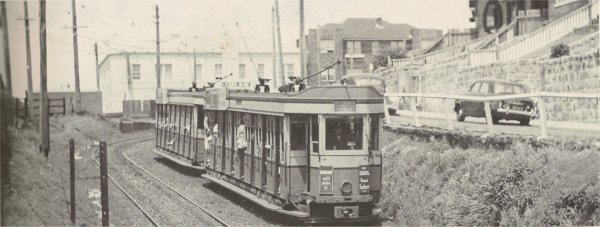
<box><xmin>372</xmin><ymin>47</ymin><xmax>408</xmax><ymax>70</ymax></box>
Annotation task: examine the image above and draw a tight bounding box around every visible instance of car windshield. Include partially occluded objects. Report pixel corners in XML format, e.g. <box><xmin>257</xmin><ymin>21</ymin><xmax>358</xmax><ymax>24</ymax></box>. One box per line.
<box><xmin>325</xmin><ymin>117</ymin><xmax>363</xmax><ymax>151</ymax></box>
<box><xmin>494</xmin><ymin>83</ymin><xmax>524</xmax><ymax>94</ymax></box>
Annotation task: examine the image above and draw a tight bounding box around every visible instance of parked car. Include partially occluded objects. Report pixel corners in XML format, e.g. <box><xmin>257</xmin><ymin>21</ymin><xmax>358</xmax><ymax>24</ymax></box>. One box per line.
<box><xmin>453</xmin><ymin>79</ymin><xmax>537</xmax><ymax>125</ymax></box>
<box><xmin>341</xmin><ymin>73</ymin><xmax>399</xmax><ymax>115</ymax></box>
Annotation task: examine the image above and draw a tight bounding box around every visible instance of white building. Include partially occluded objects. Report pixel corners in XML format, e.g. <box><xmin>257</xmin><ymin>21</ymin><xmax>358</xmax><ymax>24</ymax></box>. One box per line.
<box><xmin>98</xmin><ymin>51</ymin><xmax>300</xmax><ymax>114</ymax></box>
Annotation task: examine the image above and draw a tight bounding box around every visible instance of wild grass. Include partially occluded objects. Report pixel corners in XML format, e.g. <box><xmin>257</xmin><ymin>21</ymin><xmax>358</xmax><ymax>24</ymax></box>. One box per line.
<box><xmin>380</xmin><ymin>131</ymin><xmax>600</xmax><ymax>225</ymax></box>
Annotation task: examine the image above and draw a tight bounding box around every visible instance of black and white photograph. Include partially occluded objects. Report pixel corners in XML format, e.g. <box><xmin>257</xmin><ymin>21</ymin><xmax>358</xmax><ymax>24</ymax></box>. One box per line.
<box><xmin>1</xmin><ymin>0</ymin><xmax>599</xmax><ymax>225</ymax></box>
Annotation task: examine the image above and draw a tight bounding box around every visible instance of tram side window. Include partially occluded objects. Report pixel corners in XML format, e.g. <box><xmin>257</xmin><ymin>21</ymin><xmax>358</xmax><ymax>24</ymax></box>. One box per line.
<box><xmin>290</xmin><ymin>122</ymin><xmax>307</xmax><ymax>151</ymax></box>
<box><xmin>326</xmin><ymin>117</ymin><xmax>363</xmax><ymax>150</ymax></box>
<box><xmin>370</xmin><ymin>115</ymin><xmax>379</xmax><ymax>150</ymax></box>
<box><xmin>196</xmin><ymin>106</ymin><xmax>204</xmax><ymax>129</ymax></box>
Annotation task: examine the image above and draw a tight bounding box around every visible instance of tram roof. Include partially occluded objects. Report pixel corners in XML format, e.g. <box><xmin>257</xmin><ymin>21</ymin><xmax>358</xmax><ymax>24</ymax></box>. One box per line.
<box><xmin>226</xmin><ymin>85</ymin><xmax>383</xmax><ymax>103</ymax></box>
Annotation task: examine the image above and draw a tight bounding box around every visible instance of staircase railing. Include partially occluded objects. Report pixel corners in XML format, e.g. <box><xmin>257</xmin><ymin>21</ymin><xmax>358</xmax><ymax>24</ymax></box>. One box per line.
<box><xmin>390</xmin><ymin>35</ymin><xmax>490</xmax><ymax>67</ymax></box>
<box><xmin>470</xmin><ymin>0</ymin><xmax>598</xmax><ymax>66</ymax></box>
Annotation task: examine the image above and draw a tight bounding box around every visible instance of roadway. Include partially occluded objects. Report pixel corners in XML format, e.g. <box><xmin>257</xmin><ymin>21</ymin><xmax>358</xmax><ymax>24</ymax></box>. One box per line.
<box><xmin>388</xmin><ymin>111</ymin><xmax>600</xmax><ymax>141</ymax></box>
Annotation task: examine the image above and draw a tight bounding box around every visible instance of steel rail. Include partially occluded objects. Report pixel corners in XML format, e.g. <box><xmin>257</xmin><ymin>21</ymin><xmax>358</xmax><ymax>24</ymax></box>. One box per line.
<box><xmin>93</xmin><ymin>138</ymin><xmax>160</xmax><ymax>227</ymax></box>
<box><xmin>121</xmin><ymin>143</ymin><xmax>230</xmax><ymax>227</ymax></box>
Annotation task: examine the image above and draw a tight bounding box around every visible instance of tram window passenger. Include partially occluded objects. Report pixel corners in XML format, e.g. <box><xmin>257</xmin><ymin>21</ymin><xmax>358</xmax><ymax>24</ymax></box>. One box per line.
<box><xmin>290</xmin><ymin>122</ymin><xmax>307</xmax><ymax>151</ymax></box>
<box><xmin>326</xmin><ymin>117</ymin><xmax>363</xmax><ymax>150</ymax></box>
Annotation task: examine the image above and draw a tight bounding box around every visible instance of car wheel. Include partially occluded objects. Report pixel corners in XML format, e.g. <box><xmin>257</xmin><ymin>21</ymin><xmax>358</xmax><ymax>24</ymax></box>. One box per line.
<box><xmin>519</xmin><ymin>119</ymin><xmax>530</xmax><ymax>126</ymax></box>
<box><xmin>388</xmin><ymin>108</ymin><xmax>396</xmax><ymax>116</ymax></box>
<box><xmin>492</xmin><ymin>116</ymin><xmax>500</xmax><ymax>124</ymax></box>
<box><xmin>456</xmin><ymin>109</ymin><xmax>466</xmax><ymax>122</ymax></box>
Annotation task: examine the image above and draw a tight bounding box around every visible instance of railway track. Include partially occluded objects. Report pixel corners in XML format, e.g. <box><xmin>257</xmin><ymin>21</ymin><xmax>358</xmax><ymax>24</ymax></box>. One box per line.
<box><xmin>96</xmin><ymin>137</ymin><xmax>230</xmax><ymax>227</ymax></box>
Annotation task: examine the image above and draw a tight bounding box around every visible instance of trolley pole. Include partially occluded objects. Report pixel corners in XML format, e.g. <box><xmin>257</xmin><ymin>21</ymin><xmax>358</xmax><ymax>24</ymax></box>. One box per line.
<box><xmin>69</xmin><ymin>139</ymin><xmax>76</xmax><ymax>224</ymax></box>
<box><xmin>99</xmin><ymin>141</ymin><xmax>109</xmax><ymax>226</ymax></box>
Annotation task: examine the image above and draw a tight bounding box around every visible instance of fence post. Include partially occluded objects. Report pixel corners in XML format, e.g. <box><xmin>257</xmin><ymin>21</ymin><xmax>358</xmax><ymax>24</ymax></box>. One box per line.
<box><xmin>14</xmin><ymin>97</ymin><xmax>19</xmax><ymax>127</ymax></box>
<box><xmin>538</xmin><ymin>96</ymin><xmax>548</xmax><ymax>138</ymax></box>
<box><xmin>597</xmin><ymin>98</ymin><xmax>600</xmax><ymax>138</ymax></box>
<box><xmin>383</xmin><ymin>95</ymin><xmax>390</xmax><ymax>124</ymax></box>
<box><xmin>443</xmin><ymin>98</ymin><xmax>454</xmax><ymax>130</ymax></box>
<box><xmin>99</xmin><ymin>141</ymin><xmax>109</xmax><ymax>226</ymax></box>
<box><xmin>69</xmin><ymin>139</ymin><xmax>76</xmax><ymax>224</ymax></box>
<box><xmin>484</xmin><ymin>100</ymin><xmax>494</xmax><ymax>133</ymax></box>
<box><xmin>410</xmin><ymin>96</ymin><xmax>421</xmax><ymax>127</ymax></box>
<box><xmin>63</xmin><ymin>97</ymin><xmax>67</xmax><ymax>115</ymax></box>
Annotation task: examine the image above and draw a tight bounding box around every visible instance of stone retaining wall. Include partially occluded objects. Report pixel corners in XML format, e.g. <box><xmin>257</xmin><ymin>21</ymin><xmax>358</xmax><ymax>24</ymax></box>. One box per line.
<box><xmin>383</xmin><ymin>51</ymin><xmax>600</xmax><ymax>122</ymax></box>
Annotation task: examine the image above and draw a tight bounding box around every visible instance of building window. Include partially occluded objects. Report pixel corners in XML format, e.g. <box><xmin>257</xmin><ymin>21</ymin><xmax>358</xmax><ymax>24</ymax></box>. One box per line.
<box><xmin>320</xmin><ymin>68</ymin><xmax>336</xmax><ymax>82</ymax></box>
<box><xmin>132</xmin><ymin>64</ymin><xmax>141</xmax><ymax>79</ymax></box>
<box><xmin>321</xmin><ymin>40</ymin><xmax>334</xmax><ymax>53</ymax></box>
<box><xmin>287</xmin><ymin>64</ymin><xmax>294</xmax><ymax>77</ymax></box>
<box><xmin>195</xmin><ymin>64</ymin><xmax>202</xmax><ymax>78</ymax></box>
<box><xmin>346</xmin><ymin>41</ymin><xmax>361</xmax><ymax>54</ymax></box>
<box><xmin>257</xmin><ymin>64</ymin><xmax>265</xmax><ymax>77</ymax></box>
<box><xmin>215</xmin><ymin>63</ymin><xmax>222</xmax><ymax>76</ymax></box>
<box><xmin>163</xmin><ymin>64</ymin><xmax>172</xmax><ymax>78</ymax></box>
<box><xmin>372</xmin><ymin>41</ymin><xmax>380</xmax><ymax>54</ymax></box>
<box><xmin>239</xmin><ymin>64</ymin><xmax>246</xmax><ymax>79</ymax></box>
<box><xmin>390</xmin><ymin>41</ymin><xmax>405</xmax><ymax>50</ymax></box>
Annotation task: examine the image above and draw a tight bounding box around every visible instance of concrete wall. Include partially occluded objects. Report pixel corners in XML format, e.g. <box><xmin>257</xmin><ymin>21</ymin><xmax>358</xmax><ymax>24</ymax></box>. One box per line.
<box><xmin>383</xmin><ymin>51</ymin><xmax>600</xmax><ymax>122</ymax></box>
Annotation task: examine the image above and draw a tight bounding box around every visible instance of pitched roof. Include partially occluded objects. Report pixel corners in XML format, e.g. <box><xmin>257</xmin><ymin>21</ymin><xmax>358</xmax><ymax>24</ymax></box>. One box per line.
<box><xmin>322</xmin><ymin>18</ymin><xmax>416</xmax><ymax>40</ymax></box>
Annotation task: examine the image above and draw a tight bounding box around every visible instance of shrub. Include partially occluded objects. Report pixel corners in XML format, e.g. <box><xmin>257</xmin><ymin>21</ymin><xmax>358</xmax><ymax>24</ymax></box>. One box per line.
<box><xmin>551</xmin><ymin>43</ymin><xmax>570</xmax><ymax>58</ymax></box>
<box><xmin>373</xmin><ymin>47</ymin><xmax>407</xmax><ymax>70</ymax></box>
<box><xmin>380</xmin><ymin>131</ymin><xmax>600</xmax><ymax>225</ymax></box>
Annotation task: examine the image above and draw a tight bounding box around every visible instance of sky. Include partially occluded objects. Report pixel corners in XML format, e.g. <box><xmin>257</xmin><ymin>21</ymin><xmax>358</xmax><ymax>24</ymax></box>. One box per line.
<box><xmin>4</xmin><ymin>0</ymin><xmax>474</xmax><ymax>98</ymax></box>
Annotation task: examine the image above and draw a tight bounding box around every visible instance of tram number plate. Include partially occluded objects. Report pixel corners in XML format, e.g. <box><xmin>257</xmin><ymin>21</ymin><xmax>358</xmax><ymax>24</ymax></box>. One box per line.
<box><xmin>334</xmin><ymin>206</ymin><xmax>359</xmax><ymax>219</ymax></box>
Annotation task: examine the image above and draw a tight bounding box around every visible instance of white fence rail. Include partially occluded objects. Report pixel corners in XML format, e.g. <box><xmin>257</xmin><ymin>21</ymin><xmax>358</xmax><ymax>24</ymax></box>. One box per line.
<box><xmin>384</xmin><ymin>92</ymin><xmax>600</xmax><ymax>138</ymax></box>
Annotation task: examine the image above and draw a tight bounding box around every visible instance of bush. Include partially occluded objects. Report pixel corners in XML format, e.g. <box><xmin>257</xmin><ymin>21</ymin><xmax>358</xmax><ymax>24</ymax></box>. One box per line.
<box><xmin>551</xmin><ymin>43</ymin><xmax>570</xmax><ymax>58</ymax></box>
<box><xmin>380</xmin><ymin>132</ymin><xmax>600</xmax><ymax>225</ymax></box>
<box><xmin>373</xmin><ymin>47</ymin><xmax>408</xmax><ymax>70</ymax></box>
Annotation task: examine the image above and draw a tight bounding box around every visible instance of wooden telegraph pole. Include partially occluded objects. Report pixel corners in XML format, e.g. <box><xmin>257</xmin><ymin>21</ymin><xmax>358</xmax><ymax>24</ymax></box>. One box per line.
<box><xmin>299</xmin><ymin>0</ymin><xmax>305</xmax><ymax>79</ymax></box>
<box><xmin>21</xmin><ymin>1</ymin><xmax>35</xmax><ymax>120</ymax></box>
<box><xmin>193</xmin><ymin>49</ymin><xmax>196</xmax><ymax>82</ymax></box>
<box><xmin>155</xmin><ymin>5</ymin><xmax>161</xmax><ymax>89</ymax></box>
<box><xmin>274</xmin><ymin>0</ymin><xmax>285</xmax><ymax>87</ymax></box>
<box><xmin>39</xmin><ymin>0</ymin><xmax>49</xmax><ymax>156</ymax></box>
<box><xmin>71</xmin><ymin>0</ymin><xmax>81</xmax><ymax>112</ymax></box>
<box><xmin>1</xmin><ymin>1</ymin><xmax>12</xmax><ymax>91</ymax></box>
<box><xmin>271</xmin><ymin>6</ymin><xmax>277</xmax><ymax>87</ymax></box>
<box><xmin>95</xmin><ymin>43</ymin><xmax>99</xmax><ymax>91</ymax></box>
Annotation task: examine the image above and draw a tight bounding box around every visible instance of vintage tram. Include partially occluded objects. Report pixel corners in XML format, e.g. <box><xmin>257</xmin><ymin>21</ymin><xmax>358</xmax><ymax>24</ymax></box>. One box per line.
<box><xmin>154</xmin><ymin>75</ymin><xmax>384</xmax><ymax>223</ymax></box>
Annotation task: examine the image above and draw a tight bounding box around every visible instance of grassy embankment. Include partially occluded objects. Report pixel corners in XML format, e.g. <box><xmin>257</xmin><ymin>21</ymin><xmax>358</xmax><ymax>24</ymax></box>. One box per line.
<box><xmin>1</xmin><ymin>114</ymin><xmax>128</xmax><ymax>225</ymax></box>
<box><xmin>379</xmin><ymin>128</ymin><xmax>600</xmax><ymax>225</ymax></box>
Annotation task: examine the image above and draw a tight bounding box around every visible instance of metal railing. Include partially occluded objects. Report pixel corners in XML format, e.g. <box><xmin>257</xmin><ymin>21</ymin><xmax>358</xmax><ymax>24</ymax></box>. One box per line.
<box><xmin>384</xmin><ymin>92</ymin><xmax>600</xmax><ymax>138</ymax></box>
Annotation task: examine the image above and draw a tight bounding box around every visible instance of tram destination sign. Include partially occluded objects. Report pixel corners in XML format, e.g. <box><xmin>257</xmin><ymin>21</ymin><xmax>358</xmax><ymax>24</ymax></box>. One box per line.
<box><xmin>319</xmin><ymin>166</ymin><xmax>334</xmax><ymax>195</ymax></box>
<box><xmin>334</xmin><ymin>100</ymin><xmax>356</xmax><ymax>112</ymax></box>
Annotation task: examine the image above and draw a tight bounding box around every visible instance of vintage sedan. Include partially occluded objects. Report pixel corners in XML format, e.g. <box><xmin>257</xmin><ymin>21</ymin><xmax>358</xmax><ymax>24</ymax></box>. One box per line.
<box><xmin>453</xmin><ymin>79</ymin><xmax>537</xmax><ymax>125</ymax></box>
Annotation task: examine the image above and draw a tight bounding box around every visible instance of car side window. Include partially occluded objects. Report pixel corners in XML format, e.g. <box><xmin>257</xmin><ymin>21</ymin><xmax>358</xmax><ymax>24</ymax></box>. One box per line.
<box><xmin>479</xmin><ymin>82</ymin><xmax>490</xmax><ymax>93</ymax></box>
<box><xmin>469</xmin><ymin>82</ymin><xmax>480</xmax><ymax>93</ymax></box>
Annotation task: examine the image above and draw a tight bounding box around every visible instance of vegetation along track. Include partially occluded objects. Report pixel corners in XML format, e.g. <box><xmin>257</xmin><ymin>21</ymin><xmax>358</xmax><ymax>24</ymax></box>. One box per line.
<box><xmin>95</xmin><ymin>137</ymin><xmax>230</xmax><ymax>227</ymax></box>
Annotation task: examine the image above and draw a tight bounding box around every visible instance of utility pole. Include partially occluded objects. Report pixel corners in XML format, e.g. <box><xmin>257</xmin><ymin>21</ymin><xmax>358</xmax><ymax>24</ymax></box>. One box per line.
<box><xmin>316</xmin><ymin>25</ymin><xmax>321</xmax><ymax>85</ymax></box>
<box><xmin>274</xmin><ymin>0</ymin><xmax>285</xmax><ymax>87</ymax></box>
<box><xmin>39</xmin><ymin>0</ymin><xmax>49</xmax><ymax>156</ymax></box>
<box><xmin>155</xmin><ymin>5</ymin><xmax>161</xmax><ymax>89</ymax></box>
<box><xmin>299</xmin><ymin>0</ymin><xmax>305</xmax><ymax>79</ymax></box>
<box><xmin>1</xmin><ymin>1</ymin><xmax>12</xmax><ymax>91</ymax></box>
<box><xmin>18</xmin><ymin>1</ymin><xmax>35</xmax><ymax>119</ymax></box>
<box><xmin>71</xmin><ymin>0</ymin><xmax>81</xmax><ymax>113</ymax></box>
<box><xmin>95</xmin><ymin>43</ymin><xmax>99</xmax><ymax>91</ymax></box>
<box><xmin>271</xmin><ymin>6</ymin><xmax>277</xmax><ymax>87</ymax></box>
<box><xmin>193</xmin><ymin>49</ymin><xmax>196</xmax><ymax>82</ymax></box>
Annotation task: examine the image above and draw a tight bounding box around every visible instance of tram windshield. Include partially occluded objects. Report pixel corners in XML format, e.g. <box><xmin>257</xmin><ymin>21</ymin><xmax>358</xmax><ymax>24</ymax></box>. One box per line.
<box><xmin>325</xmin><ymin>117</ymin><xmax>363</xmax><ymax>150</ymax></box>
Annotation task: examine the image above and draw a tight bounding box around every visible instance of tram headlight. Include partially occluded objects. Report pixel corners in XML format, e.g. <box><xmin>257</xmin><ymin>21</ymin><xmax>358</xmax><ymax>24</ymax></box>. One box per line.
<box><xmin>341</xmin><ymin>181</ymin><xmax>352</xmax><ymax>196</ymax></box>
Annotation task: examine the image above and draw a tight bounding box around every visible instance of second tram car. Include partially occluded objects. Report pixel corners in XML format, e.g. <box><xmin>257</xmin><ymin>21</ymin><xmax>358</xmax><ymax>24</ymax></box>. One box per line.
<box><xmin>154</xmin><ymin>74</ymin><xmax>385</xmax><ymax>223</ymax></box>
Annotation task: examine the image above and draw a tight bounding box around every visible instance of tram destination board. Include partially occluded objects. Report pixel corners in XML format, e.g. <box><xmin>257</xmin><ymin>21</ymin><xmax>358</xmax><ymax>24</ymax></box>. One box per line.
<box><xmin>334</xmin><ymin>100</ymin><xmax>356</xmax><ymax>112</ymax></box>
